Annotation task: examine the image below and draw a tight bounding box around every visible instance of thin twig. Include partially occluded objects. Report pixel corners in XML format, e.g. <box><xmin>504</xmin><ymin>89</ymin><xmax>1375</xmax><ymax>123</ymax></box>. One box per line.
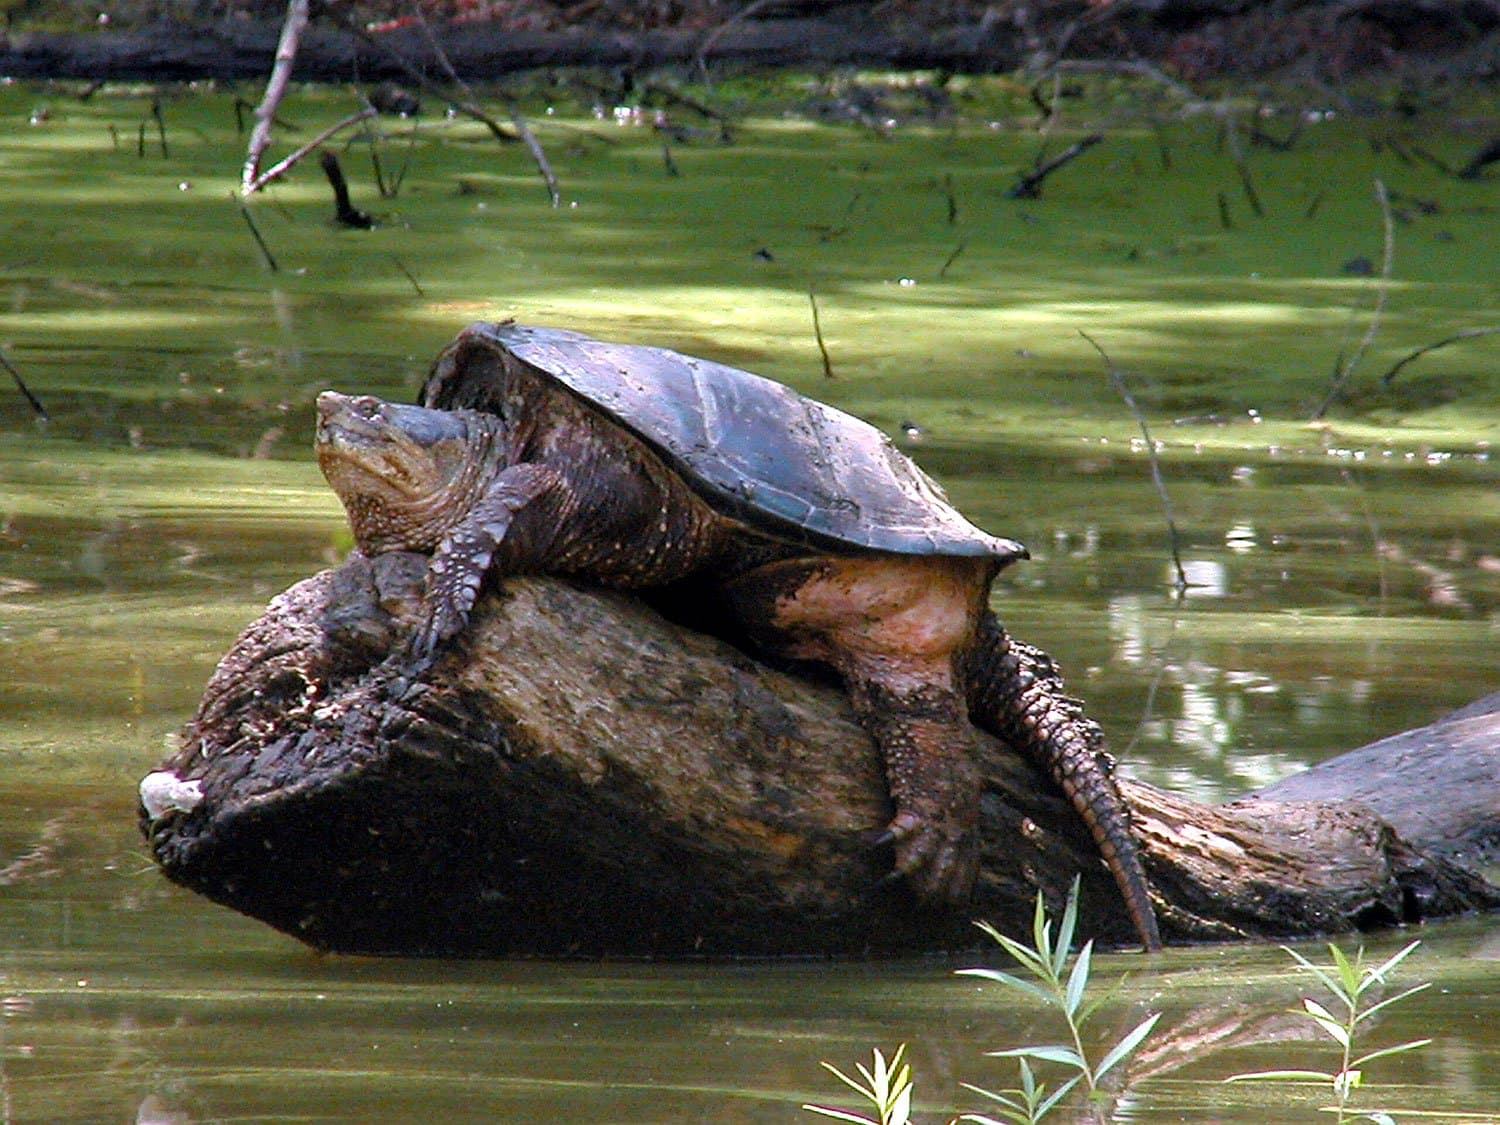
<box><xmin>694</xmin><ymin>0</ymin><xmax>782</xmax><ymax>79</ymax></box>
<box><xmin>808</xmin><ymin>283</ymin><xmax>835</xmax><ymax>380</ymax></box>
<box><xmin>242</xmin><ymin>0</ymin><xmax>310</xmax><ymax>193</ymax></box>
<box><xmin>406</xmin><ymin>3</ymin><xmax>560</xmax><ymax>207</ymax></box>
<box><xmin>391</xmin><ymin>254</ymin><xmax>425</xmax><ymax>297</ymax></box>
<box><xmin>1312</xmin><ymin>178</ymin><xmax>1394</xmax><ymax>419</ymax></box>
<box><xmin>1082</xmin><ymin>330</ymin><xmax>1187</xmax><ymax>593</ymax></box>
<box><xmin>0</xmin><ymin>347</ymin><xmax>49</xmax><ymax>421</ymax></box>
<box><xmin>938</xmin><ymin>241</ymin><xmax>967</xmax><ymax>278</ymax></box>
<box><xmin>236</xmin><ymin>198</ymin><xmax>280</xmax><ymax>271</ymax></box>
<box><xmin>149</xmin><ymin>97</ymin><xmax>169</xmax><ymax>158</ymax></box>
<box><xmin>1379</xmin><ymin>326</ymin><xmax>1500</xmax><ymax>386</ymax></box>
<box><xmin>243</xmin><ymin>108</ymin><xmax>378</xmax><ymax>196</ymax></box>
<box><xmin>941</xmin><ymin>172</ymin><xmax>958</xmax><ymax>224</ymax></box>
<box><xmin>329</xmin><ymin>8</ymin><xmax>517</xmax><ymax>147</ymax></box>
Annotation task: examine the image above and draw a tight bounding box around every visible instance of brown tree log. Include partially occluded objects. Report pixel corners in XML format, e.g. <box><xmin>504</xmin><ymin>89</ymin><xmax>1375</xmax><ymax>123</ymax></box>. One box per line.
<box><xmin>139</xmin><ymin>551</ymin><xmax>1500</xmax><ymax>957</ymax></box>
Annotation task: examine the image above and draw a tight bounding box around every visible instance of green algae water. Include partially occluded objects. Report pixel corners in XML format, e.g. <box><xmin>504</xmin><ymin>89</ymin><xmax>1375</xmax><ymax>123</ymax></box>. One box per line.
<box><xmin>1</xmin><ymin>76</ymin><xmax>1497</xmax><ymax>1121</ymax></box>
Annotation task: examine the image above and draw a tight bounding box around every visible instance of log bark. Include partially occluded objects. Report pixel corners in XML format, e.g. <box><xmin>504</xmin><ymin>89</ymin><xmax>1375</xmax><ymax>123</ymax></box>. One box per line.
<box><xmin>0</xmin><ymin>18</ymin><xmax>1020</xmax><ymax>83</ymax></box>
<box><xmin>139</xmin><ymin>552</ymin><xmax>1500</xmax><ymax>957</ymax></box>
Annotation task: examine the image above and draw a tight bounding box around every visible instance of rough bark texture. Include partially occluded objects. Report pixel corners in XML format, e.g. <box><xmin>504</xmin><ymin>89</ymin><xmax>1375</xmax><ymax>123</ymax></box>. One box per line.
<box><xmin>141</xmin><ymin>552</ymin><xmax>1500</xmax><ymax>957</ymax></box>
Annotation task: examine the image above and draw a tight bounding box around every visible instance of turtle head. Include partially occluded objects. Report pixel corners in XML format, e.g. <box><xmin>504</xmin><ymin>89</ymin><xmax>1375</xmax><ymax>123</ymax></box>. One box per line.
<box><xmin>315</xmin><ymin>391</ymin><xmax>500</xmax><ymax>554</ymax></box>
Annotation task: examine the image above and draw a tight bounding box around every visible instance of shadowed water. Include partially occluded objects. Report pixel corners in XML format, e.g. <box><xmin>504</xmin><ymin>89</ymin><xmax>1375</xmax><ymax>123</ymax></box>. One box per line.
<box><xmin>1</xmin><ymin>77</ymin><xmax>1497</xmax><ymax>1121</ymax></box>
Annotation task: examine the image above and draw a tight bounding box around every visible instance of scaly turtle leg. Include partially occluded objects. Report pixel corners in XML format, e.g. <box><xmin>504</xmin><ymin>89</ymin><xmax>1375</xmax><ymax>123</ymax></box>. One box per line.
<box><xmin>723</xmin><ymin>553</ymin><xmax>992</xmax><ymax>904</ymax></box>
<box><xmin>413</xmin><ymin>463</ymin><xmax>570</xmax><ymax>661</ymax></box>
<box><xmin>840</xmin><ymin>665</ymin><xmax>983</xmax><ymax>903</ymax></box>
<box><xmin>962</xmin><ymin>612</ymin><xmax>1162</xmax><ymax>950</ymax></box>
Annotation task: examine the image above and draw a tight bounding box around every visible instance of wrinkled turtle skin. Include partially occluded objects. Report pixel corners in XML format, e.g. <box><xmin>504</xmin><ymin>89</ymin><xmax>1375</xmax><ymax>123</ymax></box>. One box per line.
<box><xmin>315</xmin><ymin>322</ymin><xmax>1162</xmax><ymax>950</ymax></box>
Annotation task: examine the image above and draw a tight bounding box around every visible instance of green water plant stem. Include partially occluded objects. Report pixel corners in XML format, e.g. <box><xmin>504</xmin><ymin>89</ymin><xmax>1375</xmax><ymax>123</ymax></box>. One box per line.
<box><xmin>1226</xmin><ymin>940</ymin><xmax>1431</xmax><ymax>1123</ymax></box>
<box><xmin>955</xmin><ymin>878</ymin><xmax>1161</xmax><ymax>1122</ymax></box>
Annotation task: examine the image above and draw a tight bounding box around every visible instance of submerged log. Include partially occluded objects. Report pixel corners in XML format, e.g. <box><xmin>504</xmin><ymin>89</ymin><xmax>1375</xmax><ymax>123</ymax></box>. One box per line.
<box><xmin>140</xmin><ymin>553</ymin><xmax>1500</xmax><ymax>957</ymax></box>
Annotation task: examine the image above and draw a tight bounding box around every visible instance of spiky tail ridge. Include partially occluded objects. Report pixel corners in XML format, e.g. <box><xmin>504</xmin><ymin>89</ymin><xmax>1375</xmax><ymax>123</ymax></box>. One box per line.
<box><xmin>963</xmin><ymin>612</ymin><xmax>1162</xmax><ymax>951</ymax></box>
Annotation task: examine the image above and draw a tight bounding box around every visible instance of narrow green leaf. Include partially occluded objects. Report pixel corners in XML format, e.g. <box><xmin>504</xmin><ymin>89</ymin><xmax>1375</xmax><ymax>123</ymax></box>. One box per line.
<box><xmin>959</xmin><ymin>1081</ymin><xmax>1027</xmax><ymax>1113</ymax></box>
<box><xmin>1327</xmin><ymin>942</ymin><xmax>1361</xmax><ymax>996</ymax></box>
<box><xmin>1284</xmin><ymin>945</ymin><xmax>1343</xmax><ymax>995</ymax></box>
<box><xmin>956</xmin><ymin>968</ymin><xmax>1055</xmax><ymax>1007</ymax></box>
<box><xmin>1094</xmin><ymin>1012</ymin><xmax>1162</xmax><ymax>1080</ymax></box>
<box><xmin>956</xmin><ymin>1114</ymin><xmax>1023</xmax><ymax>1125</ymax></box>
<box><xmin>1054</xmin><ymin>877</ymin><xmax>1081</xmax><ymax>977</ymax></box>
<box><xmin>1368</xmin><ymin>939</ymin><xmax>1422</xmax><ymax>983</ymax></box>
<box><xmin>1225</xmin><ymin>1069</ymin><xmax>1337</xmax><ymax>1083</ymax></box>
<box><xmin>1031</xmin><ymin>891</ymin><xmax>1052</xmax><ymax>967</ymax></box>
<box><xmin>1350</xmin><ymin>1038</ymin><xmax>1433</xmax><ymax>1068</ymax></box>
<box><xmin>1302</xmin><ymin>998</ymin><xmax>1351</xmax><ymax>1047</ymax></box>
<box><xmin>988</xmin><ymin>1044</ymin><xmax>1086</xmax><ymax>1069</ymax></box>
<box><xmin>1017</xmin><ymin>1057</ymin><xmax>1037</xmax><ymax>1098</ymax></box>
<box><xmin>888</xmin><ymin>1084</ymin><xmax>912</xmax><ymax>1125</ymax></box>
<box><xmin>1354</xmin><ymin>981</ymin><xmax>1431</xmax><ymax>1024</ymax></box>
<box><xmin>803</xmin><ymin>1104</ymin><xmax>878</xmax><ymax>1124</ymax></box>
<box><xmin>1063</xmin><ymin>940</ymin><xmax>1093</xmax><ymax>1018</ymax></box>
<box><xmin>821</xmin><ymin>1061</ymin><xmax>875</xmax><ymax>1099</ymax></box>
<box><xmin>1037</xmin><ymin>1073</ymin><xmax>1084</xmax><ymax>1117</ymax></box>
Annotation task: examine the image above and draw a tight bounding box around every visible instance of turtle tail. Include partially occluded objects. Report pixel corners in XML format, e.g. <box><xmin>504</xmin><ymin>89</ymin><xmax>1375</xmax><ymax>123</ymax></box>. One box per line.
<box><xmin>963</xmin><ymin>613</ymin><xmax>1162</xmax><ymax>951</ymax></box>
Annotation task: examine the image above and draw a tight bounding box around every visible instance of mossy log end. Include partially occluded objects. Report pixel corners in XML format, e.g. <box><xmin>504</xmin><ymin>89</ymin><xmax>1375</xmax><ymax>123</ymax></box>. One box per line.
<box><xmin>141</xmin><ymin>553</ymin><xmax>1500</xmax><ymax>957</ymax></box>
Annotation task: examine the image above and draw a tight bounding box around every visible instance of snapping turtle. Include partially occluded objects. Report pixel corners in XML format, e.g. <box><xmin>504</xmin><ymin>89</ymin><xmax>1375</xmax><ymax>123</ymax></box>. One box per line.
<box><xmin>316</xmin><ymin>322</ymin><xmax>1161</xmax><ymax>949</ymax></box>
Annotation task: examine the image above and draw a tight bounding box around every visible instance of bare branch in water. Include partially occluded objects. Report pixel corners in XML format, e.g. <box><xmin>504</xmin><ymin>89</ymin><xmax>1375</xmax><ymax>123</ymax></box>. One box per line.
<box><xmin>241</xmin><ymin>0</ymin><xmax>309</xmax><ymax>193</ymax></box>
<box><xmin>236</xmin><ymin>197</ymin><xmax>279</xmax><ymax>272</ymax></box>
<box><xmin>808</xmin><ymin>283</ymin><xmax>835</xmax><ymax>380</ymax></box>
<box><xmin>1379</xmin><ymin>326</ymin><xmax>1500</xmax><ymax>386</ymax></box>
<box><xmin>1313</xmin><ymin>178</ymin><xmax>1394</xmax><ymax>419</ymax></box>
<box><xmin>1083</xmin><ymin>330</ymin><xmax>1187</xmax><ymax>593</ymax></box>
<box><xmin>1007</xmin><ymin>133</ymin><xmax>1104</xmax><ymax>199</ymax></box>
<box><xmin>243</xmin><ymin>108</ymin><xmax>377</xmax><ymax>196</ymax></box>
<box><xmin>1</xmin><ymin>347</ymin><xmax>49</xmax><ymax>421</ymax></box>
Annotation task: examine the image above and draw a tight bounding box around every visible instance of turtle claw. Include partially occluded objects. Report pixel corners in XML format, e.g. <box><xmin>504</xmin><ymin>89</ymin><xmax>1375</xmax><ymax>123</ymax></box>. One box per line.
<box><xmin>883</xmin><ymin>811</ymin><xmax>979</xmax><ymax>906</ymax></box>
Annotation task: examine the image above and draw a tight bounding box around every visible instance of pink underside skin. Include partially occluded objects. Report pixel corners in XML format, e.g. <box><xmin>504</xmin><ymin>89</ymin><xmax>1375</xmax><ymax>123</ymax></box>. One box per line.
<box><xmin>741</xmin><ymin>553</ymin><xmax>990</xmax><ymax>686</ymax></box>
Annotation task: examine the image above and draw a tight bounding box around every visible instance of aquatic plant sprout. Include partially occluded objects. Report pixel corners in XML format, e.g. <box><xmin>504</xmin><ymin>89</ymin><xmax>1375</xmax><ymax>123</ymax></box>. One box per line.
<box><xmin>1226</xmin><ymin>939</ymin><xmax>1432</xmax><ymax>1123</ymax></box>
<box><xmin>955</xmin><ymin>878</ymin><xmax>1161</xmax><ymax>1122</ymax></box>
<box><xmin>803</xmin><ymin>1044</ymin><xmax>914</xmax><ymax>1125</ymax></box>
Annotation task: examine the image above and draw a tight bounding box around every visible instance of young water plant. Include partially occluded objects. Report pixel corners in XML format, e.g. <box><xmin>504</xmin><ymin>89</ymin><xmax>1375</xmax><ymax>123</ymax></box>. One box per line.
<box><xmin>1226</xmin><ymin>939</ymin><xmax>1431</xmax><ymax>1124</ymax></box>
<box><xmin>803</xmin><ymin>1044</ymin><xmax>914</xmax><ymax>1125</ymax></box>
<box><xmin>954</xmin><ymin>877</ymin><xmax>1161</xmax><ymax>1123</ymax></box>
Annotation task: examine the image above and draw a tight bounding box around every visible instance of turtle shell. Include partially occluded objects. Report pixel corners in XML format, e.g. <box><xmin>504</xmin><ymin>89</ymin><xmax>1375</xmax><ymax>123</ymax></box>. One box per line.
<box><xmin>423</xmin><ymin>323</ymin><xmax>1025</xmax><ymax>560</ymax></box>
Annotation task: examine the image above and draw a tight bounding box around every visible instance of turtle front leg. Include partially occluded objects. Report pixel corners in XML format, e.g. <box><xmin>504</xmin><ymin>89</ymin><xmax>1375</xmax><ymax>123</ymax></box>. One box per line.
<box><xmin>411</xmin><ymin>462</ymin><xmax>570</xmax><ymax>663</ymax></box>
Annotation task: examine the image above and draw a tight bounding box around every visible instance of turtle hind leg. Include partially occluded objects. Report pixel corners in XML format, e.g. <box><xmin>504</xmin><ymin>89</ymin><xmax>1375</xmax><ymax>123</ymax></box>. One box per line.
<box><xmin>841</xmin><ymin>674</ymin><xmax>983</xmax><ymax>903</ymax></box>
<box><xmin>963</xmin><ymin>612</ymin><xmax>1162</xmax><ymax>951</ymax></box>
<box><xmin>722</xmin><ymin>553</ymin><xmax>992</xmax><ymax>905</ymax></box>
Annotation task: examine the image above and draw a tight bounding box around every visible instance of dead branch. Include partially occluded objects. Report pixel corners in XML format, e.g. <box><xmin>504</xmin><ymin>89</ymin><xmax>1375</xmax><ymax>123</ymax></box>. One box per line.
<box><xmin>1379</xmin><ymin>326</ymin><xmax>1500</xmax><ymax>386</ymax></box>
<box><xmin>1312</xmin><ymin>178</ymin><xmax>1395</xmax><ymax>419</ymax></box>
<box><xmin>242</xmin><ymin>108</ymin><xmax>377</xmax><ymax>197</ymax></box>
<box><xmin>1083</xmin><ymin>331</ymin><xmax>1188</xmax><ymax>593</ymax></box>
<box><xmin>1006</xmin><ymin>133</ymin><xmax>1104</xmax><ymax>199</ymax></box>
<box><xmin>241</xmin><ymin>0</ymin><xmax>309</xmax><ymax>195</ymax></box>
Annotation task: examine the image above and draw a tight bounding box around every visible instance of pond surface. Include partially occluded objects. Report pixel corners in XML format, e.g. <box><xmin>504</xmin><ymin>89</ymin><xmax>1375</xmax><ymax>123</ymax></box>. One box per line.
<box><xmin>1</xmin><ymin>75</ymin><xmax>1497</xmax><ymax>1121</ymax></box>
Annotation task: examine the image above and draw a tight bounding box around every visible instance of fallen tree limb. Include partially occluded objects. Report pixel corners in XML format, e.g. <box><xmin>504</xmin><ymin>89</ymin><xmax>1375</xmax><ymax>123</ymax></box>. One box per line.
<box><xmin>139</xmin><ymin>553</ymin><xmax>1500</xmax><ymax>958</ymax></box>
<box><xmin>0</xmin><ymin>18</ymin><xmax>1024</xmax><ymax>83</ymax></box>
